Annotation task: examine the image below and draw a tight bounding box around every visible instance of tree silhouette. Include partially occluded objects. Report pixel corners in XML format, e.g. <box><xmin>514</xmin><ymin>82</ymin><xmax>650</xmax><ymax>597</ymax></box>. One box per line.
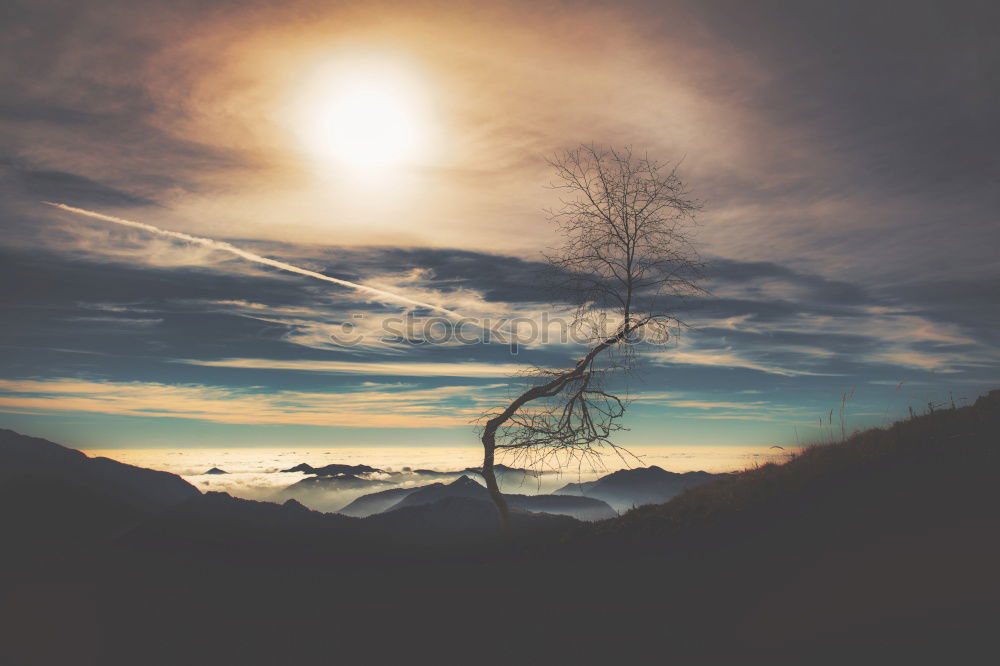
<box><xmin>478</xmin><ymin>144</ymin><xmax>705</xmax><ymax>534</ymax></box>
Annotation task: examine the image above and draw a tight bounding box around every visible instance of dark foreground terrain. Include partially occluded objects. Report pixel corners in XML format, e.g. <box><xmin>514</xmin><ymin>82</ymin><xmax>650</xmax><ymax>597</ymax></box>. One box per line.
<box><xmin>2</xmin><ymin>391</ymin><xmax>999</xmax><ymax>665</ymax></box>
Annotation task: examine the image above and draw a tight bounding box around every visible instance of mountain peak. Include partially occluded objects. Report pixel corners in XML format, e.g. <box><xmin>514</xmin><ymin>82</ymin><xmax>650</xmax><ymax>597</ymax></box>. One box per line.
<box><xmin>281</xmin><ymin>463</ymin><xmax>315</xmax><ymax>473</ymax></box>
<box><xmin>553</xmin><ymin>465</ymin><xmax>722</xmax><ymax>512</ymax></box>
<box><xmin>282</xmin><ymin>498</ymin><xmax>309</xmax><ymax>512</ymax></box>
<box><xmin>450</xmin><ymin>475</ymin><xmax>483</xmax><ymax>488</ymax></box>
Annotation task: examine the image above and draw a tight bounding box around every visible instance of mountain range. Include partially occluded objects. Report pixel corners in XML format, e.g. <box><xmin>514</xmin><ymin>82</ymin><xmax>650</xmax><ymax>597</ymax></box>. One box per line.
<box><xmin>2</xmin><ymin>390</ymin><xmax>998</xmax><ymax>662</ymax></box>
<box><xmin>555</xmin><ymin>465</ymin><xmax>722</xmax><ymax>512</ymax></box>
<box><xmin>281</xmin><ymin>457</ymin><xmax>715</xmax><ymax>518</ymax></box>
<box><xmin>279</xmin><ymin>462</ymin><xmax>383</xmax><ymax>475</ymax></box>
<box><xmin>341</xmin><ymin>474</ymin><xmax>617</xmax><ymax>521</ymax></box>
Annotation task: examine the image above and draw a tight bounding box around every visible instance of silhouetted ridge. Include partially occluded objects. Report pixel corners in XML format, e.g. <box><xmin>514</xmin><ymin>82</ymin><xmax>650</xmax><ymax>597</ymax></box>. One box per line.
<box><xmin>555</xmin><ymin>465</ymin><xmax>722</xmax><ymax>511</ymax></box>
<box><xmin>338</xmin><ymin>486</ymin><xmax>419</xmax><ymax>518</ymax></box>
<box><xmin>282</xmin><ymin>473</ymin><xmax>381</xmax><ymax>491</ymax></box>
<box><xmin>365</xmin><ymin>496</ymin><xmax>577</xmax><ymax>542</ymax></box>
<box><xmin>356</xmin><ymin>474</ymin><xmax>616</xmax><ymax>521</ymax></box>
<box><xmin>0</xmin><ymin>428</ymin><xmax>199</xmax><ymax>510</ymax></box>
<box><xmin>282</xmin><ymin>498</ymin><xmax>310</xmax><ymax>512</ymax></box>
<box><xmin>391</xmin><ymin>475</ymin><xmax>484</xmax><ymax>510</ymax></box>
<box><xmin>411</xmin><ymin>463</ymin><xmax>539</xmax><ymax>479</ymax></box>
<box><xmin>279</xmin><ymin>462</ymin><xmax>382</xmax><ymax>476</ymax></box>
<box><xmin>515</xmin><ymin>494</ymin><xmax>616</xmax><ymax>521</ymax></box>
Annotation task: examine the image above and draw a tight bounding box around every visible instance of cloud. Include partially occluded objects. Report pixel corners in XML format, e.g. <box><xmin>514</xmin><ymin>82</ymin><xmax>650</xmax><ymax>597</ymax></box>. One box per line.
<box><xmin>648</xmin><ymin>347</ymin><xmax>833</xmax><ymax>377</ymax></box>
<box><xmin>1</xmin><ymin>159</ymin><xmax>156</xmax><ymax>207</ymax></box>
<box><xmin>629</xmin><ymin>391</ymin><xmax>808</xmax><ymax>423</ymax></box>
<box><xmin>175</xmin><ymin>358</ymin><xmax>528</xmax><ymax>378</ymax></box>
<box><xmin>0</xmin><ymin>377</ymin><xmax>503</xmax><ymax>428</ymax></box>
<box><xmin>2</xmin><ymin>0</ymin><xmax>997</xmax><ymax>450</ymax></box>
<box><xmin>685</xmin><ymin>258</ymin><xmax>1000</xmax><ymax>376</ymax></box>
<box><xmin>2</xmin><ymin>0</ymin><xmax>996</xmax><ymax>289</ymax></box>
<box><xmin>64</xmin><ymin>316</ymin><xmax>163</xmax><ymax>327</ymax></box>
<box><xmin>867</xmin><ymin>351</ymin><xmax>979</xmax><ymax>374</ymax></box>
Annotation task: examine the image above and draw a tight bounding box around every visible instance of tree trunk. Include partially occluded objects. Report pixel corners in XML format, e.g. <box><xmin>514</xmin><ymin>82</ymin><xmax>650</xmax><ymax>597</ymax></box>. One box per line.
<box><xmin>480</xmin><ymin>429</ymin><xmax>512</xmax><ymax>536</ymax></box>
<box><xmin>478</xmin><ymin>326</ymin><xmax>635</xmax><ymax>536</ymax></box>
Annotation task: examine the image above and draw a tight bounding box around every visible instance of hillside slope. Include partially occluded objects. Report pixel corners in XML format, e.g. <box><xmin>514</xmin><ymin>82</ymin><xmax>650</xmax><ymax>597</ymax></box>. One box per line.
<box><xmin>546</xmin><ymin>389</ymin><xmax>1000</xmax><ymax>658</ymax></box>
<box><xmin>588</xmin><ymin>389</ymin><xmax>1000</xmax><ymax>544</ymax></box>
<box><xmin>0</xmin><ymin>429</ymin><xmax>199</xmax><ymax>510</ymax></box>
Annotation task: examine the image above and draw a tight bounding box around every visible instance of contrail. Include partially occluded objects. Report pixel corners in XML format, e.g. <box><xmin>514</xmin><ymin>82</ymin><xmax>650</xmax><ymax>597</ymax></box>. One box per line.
<box><xmin>42</xmin><ymin>202</ymin><xmax>463</xmax><ymax>317</ymax></box>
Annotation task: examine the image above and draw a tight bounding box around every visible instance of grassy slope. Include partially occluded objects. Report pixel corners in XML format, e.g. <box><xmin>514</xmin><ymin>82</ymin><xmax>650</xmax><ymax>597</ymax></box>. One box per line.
<box><xmin>592</xmin><ymin>389</ymin><xmax>999</xmax><ymax>541</ymax></box>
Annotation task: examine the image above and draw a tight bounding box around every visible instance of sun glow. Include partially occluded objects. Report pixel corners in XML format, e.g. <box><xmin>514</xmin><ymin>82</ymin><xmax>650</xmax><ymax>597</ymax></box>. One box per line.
<box><xmin>289</xmin><ymin>57</ymin><xmax>431</xmax><ymax>170</ymax></box>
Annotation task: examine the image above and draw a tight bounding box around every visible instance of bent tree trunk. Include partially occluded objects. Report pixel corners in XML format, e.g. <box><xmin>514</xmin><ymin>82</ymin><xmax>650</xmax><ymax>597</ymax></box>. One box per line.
<box><xmin>480</xmin><ymin>327</ymin><xmax>632</xmax><ymax>536</ymax></box>
<box><xmin>480</xmin><ymin>428</ymin><xmax>512</xmax><ymax>536</ymax></box>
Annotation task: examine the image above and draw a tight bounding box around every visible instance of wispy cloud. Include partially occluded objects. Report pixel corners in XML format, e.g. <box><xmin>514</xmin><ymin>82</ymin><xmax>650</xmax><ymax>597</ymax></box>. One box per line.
<box><xmin>691</xmin><ymin>262</ymin><xmax>999</xmax><ymax>376</ymax></box>
<box><xmin>868</xmin><ymin>351</ymin><xmax>976</xmax><ymax>373</ymax></box>
<box><xmin>174</xmin><ymin>358</ymin><xmax>529</xmax><ymax>377</ymax></box>
<box><xmin>648</xmin><ymin>347</ymin><xmax>835</xmax><ymax>377</ymax></box>
<box><xmin>630</xmin><ymin>392</ymin><xmax>806</xmax><ymax>422</ymax></box>
<box><xmin>63</xmin><ymin>316</ymin><xmax>163</xmax><ymax>327</ymax></box>
<box><xmin>0</xmin><ymin>377</ymin><xmax>502</xmax><ymax>428</ymax></box>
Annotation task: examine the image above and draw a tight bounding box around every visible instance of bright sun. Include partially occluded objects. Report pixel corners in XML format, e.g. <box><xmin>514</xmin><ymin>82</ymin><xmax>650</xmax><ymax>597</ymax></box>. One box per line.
<box><xmin>290</xmin><ymin>59</ymin><xmax>429</xmax><ymax>170</ymax></box>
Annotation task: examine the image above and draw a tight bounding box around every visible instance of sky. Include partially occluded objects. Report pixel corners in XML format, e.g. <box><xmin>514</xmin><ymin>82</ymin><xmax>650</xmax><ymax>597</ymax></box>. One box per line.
<box><xmin>1</xmin><ymin>0</ymin><xmax>998</xmax><ymax>454</ymax></box>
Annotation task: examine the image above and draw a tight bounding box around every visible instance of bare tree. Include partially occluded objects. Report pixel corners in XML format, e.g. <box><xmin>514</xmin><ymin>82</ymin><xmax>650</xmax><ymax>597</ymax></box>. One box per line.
<box><xmin>478</xmin><ymin>144</ymin><xmax>704</xmax><ymax>534</ymax></box>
